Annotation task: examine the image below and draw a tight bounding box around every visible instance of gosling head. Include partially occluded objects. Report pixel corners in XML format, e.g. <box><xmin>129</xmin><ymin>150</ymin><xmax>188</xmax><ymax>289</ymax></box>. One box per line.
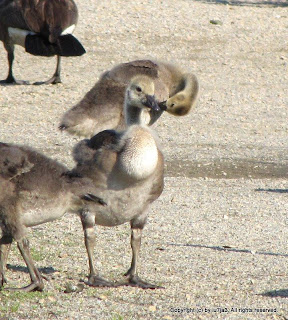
<box><xmin>162</xmin><ymin>92</ymin><xmax>191</xmax><ymax>116</ymax></box>
<box><xmin>125</xmin><ymin>75</ymin><xmax>161</xmax><ymax>110</ymax></box>
<box><xmin>159</xmin><ymin>73</ymin><xmax>199</xmax><ymax>116</ymax></box>
<box><xmin>124</xmin><ymin>75</ymin><xmax>161</xmax><ymax>126</ymax></box>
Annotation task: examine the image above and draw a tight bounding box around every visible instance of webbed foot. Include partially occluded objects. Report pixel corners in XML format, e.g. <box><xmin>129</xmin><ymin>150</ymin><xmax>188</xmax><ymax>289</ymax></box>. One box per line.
<box><xmin>33</xmin><ymin>75</ymin><xmax>61</xmax><ymax>85</ymax></box>
<box><xmin>0</xmin><ymin>79</ymin><xmax>30</xmax><ymax>85</ymax></box>
<box><xmin>85</xmin><ymin>275</ymin><xmax>115</xmax><ymax>287</ymax></box>
<box><xmin>5</xmin><ymin>280</ymin><xmax>44</xmax><ymax>292</ymax></box>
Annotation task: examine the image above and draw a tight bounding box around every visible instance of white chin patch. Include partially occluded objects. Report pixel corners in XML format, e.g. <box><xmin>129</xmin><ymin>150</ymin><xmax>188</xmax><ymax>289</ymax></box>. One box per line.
<box><xmin>8</xmin><ymin>27</ymin><xmax>35</xmax><ymax>47</ymax></box>
<box><xmin>61</xmin><ymin>24</ymin><xmax>76</xmax><ymax>35</ymax></box>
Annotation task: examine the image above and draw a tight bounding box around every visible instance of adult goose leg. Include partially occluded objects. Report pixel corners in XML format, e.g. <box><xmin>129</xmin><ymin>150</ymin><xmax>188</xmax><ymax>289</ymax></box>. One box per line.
<box><xmin>0</xmin><ymin>43</ymin><xmax>29</xmax><ymax>85</ymax></box>
<box><xmin>34</xmin><ymin>56</ymin><xmax>62</xmax><ymax>85</ymax></box>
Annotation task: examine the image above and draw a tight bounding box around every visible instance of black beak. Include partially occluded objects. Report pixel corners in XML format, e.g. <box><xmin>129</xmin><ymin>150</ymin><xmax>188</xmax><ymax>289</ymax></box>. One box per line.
<box><xmin>158</xmin><ymin>101</ymin><xmax>167</xmax><ymax>111</ymax></box>
<box><xmin>143</xmin><ymin>95</ymin><xmax>160</xmax><ymax>111</ymax></box>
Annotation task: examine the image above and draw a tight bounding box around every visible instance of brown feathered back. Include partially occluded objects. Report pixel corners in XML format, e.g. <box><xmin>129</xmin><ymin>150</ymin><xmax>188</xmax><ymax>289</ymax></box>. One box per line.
<box><xmin>20</xmin><ymin>0</ymin><xmax>78</xmax><ymax>42</ymax></box>
<box><xmin>59</xmin><ymin>59</ymin><xmax>199</xmax><ymax>138</ymax></box>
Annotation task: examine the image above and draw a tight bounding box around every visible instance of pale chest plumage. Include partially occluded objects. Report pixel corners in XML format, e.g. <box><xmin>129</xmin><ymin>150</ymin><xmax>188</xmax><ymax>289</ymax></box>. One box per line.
<box><xmin>118</xmin><ymin>126</ymin><xmax>158</xmax><ymax>181</ymax></box>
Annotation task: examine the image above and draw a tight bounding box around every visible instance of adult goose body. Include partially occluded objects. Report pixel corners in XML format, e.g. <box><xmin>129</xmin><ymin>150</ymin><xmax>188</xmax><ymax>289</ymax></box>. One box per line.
<box><xmin>0</xmin><ymin>0</ymin><xmax>85</xmax><ymax>84</ymax></box>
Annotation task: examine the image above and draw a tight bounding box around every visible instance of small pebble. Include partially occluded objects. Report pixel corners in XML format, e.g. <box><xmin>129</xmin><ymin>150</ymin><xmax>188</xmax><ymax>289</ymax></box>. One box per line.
<box><xmin>210</xmin><ymin>19</ymin><xmax>223</xmax><ymax>25</ymax></box>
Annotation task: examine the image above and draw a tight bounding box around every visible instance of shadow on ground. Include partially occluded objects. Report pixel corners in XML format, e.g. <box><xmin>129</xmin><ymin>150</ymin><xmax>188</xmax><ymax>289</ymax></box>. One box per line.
<box><xmin>167</xmin><ymin>243</ymin><xmax>288</xmax><ymax>258</ymax></box>
<box><xmin>255</xmin><ymin>188</ymin><xmax>288</xmax><ymax>193</ymax></box>
<box><xmin>166</xmin><ymin>159</ymin><xmax>288</xmax><ymax>179</ymax></box>
<box><xmin>261</xmin><ymin>289</ymin><xmax>288</xmax><ymax>298</ymax></box>
<box><xmin>7</xmin><ymin>264</ymin><xmax>57</xmax><ymax>274</ymax></box>
<box><xmin>193</xmin><ymin>0</ymin><xmax>288</xmax><ymax>7</ymax></box>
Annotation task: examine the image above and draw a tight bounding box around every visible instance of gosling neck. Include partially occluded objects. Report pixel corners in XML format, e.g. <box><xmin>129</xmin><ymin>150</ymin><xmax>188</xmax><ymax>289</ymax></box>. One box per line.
<box><xmin>124</xmin><ymin>102</ymin><xmax>151</xmax><ymax>127</ymax></box>
<box><xmin>182</xmin><ymin>73</ymin><xmax>199</xmax><ymax>101</ymax></box>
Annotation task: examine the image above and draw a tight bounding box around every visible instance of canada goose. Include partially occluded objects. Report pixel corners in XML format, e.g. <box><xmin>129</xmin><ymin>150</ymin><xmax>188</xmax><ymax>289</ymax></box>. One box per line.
<box><xmin>0</xmin><ymin>0</ymin><xmax>85</xmax><ymax>85</ymax></box>
<box><xmin>70</xmin><ymin>75</ymin><xmax>164</xmax><ymax>289</ymax></box>
<box><xmin>0</xmin><ymin>142</ymin><xmax>105</xmax><ymax>291</ymax></box>
<box><xmin>59</xmin><ymin>59</ymin><xmax>199</xmax><ymax>137</ymax></box>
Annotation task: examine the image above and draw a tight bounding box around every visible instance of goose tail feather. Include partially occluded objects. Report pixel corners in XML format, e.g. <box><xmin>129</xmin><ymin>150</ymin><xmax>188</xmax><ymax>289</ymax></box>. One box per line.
<box><xmin>25</xmin><ymin>34</ymin><xmax>86</xmax><ymax>57</ymax></box>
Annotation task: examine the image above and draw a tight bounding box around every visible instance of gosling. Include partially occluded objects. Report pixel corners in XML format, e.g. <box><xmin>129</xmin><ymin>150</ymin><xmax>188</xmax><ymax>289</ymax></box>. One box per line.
<box><xmin>70</xmin><ymin>75</ymin><xmax>165</xmax><ymax>289</ymax></box>
<box><xmin>0</xmin><ymin>0</ymin><xmax>85</xmax><ymax>85</ymax></box>
<box><xmin>59</xmin><ymin>59</ymin><xmax>199</xmax><ymax>137</ymax></box>
<box><xmin>0</xmin><ymin>142</ymin><xmax>105</xmax><ymax>292</ymax></box>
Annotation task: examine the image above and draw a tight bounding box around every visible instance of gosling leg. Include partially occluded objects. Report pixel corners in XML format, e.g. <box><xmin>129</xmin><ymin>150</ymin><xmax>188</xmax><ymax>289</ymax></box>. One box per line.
<box><xmin>0</xmin><ymin>235</ymin><xmax>12</xmax><ymax>288</ymax></box>
<box><xmin>80</xmin><ymin>211</ymin><xmax>115</xmax><ymax>287</ymax></box>
<box><xmin>6</xmin><ymin>238</ymin><xmax>44</xmax><ymax>292</ymax></box>
<box><xmin>122</xmin><ymin>226</ymin><xmax>164</xmax><ymax>289</ymax></box>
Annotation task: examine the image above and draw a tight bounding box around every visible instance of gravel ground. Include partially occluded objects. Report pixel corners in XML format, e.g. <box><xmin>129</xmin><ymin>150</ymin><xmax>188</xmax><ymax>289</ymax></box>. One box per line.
<box><xmin>0</xmin><ymin>0</ymin><xmax>288</xmax><ymax>319</ymax></box>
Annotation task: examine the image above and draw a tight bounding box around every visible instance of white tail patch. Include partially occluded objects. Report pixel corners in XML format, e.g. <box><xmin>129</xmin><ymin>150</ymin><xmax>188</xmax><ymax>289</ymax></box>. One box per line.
<box><xmin>8</xmin><ymin>27</ymin><xmax>35</xmax><ymax>47</ymax></box>
<box><xmin>61</xmin><ymin>25</ymin><xmax>76</xmax><ymax>35</ymax></box>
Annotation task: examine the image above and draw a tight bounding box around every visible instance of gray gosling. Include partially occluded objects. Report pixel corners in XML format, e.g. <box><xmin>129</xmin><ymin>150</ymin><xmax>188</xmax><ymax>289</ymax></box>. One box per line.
<box><xmin>70</xmin><ymin>75</ymin><xmax>165</xmax><ymax>289</ymax></box>
<box><xmin>0</xmin><ymin>142</ymin><xmax>105</xmax><ymax>292</ymax></box>
<box><xmin>59</xmin><ymin>59</ymin><xmax>199</xmax><ymax>137</ymax></box>
<box><xmin>0</xmin><ymin>0</ymin><xmax>85</xmax><ymax>85</ymax></box>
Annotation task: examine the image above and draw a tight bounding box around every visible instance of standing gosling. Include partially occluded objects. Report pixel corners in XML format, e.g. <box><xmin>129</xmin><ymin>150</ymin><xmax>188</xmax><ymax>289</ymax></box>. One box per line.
<box><xmin>0</xmin><ymin>142</ymin><xmax>105</xmax><ymax>292</ymax></box>
<box><xmin>0</xmin><ymin>0</ymin><xmax>85</xmax><ymax>85</ymax></box>
<box><xmin>70</xmin><ymin>75</ymin><xmax>164</xmax><ymax>289</ymax></box>
<box><xmin>59</xmin><ymin>59</ymin><xmax>199</xmax><ymax>137</ymax></box>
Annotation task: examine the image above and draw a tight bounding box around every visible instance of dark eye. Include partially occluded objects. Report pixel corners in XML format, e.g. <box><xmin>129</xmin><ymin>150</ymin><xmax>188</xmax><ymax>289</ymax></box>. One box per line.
<box><xmin>136</xmin><ymin>86</ymin><xmax>142</xmax><ymax>92</ymax></box>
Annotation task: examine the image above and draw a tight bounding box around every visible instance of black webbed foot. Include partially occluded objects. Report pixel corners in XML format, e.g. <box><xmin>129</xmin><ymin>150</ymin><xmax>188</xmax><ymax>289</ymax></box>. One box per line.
<box><xmin>33</xmin><ymin>75</ymin><xmax>61</xmax><ymax>85</ymax></box>
<box><xmin>0</xmin><ymin>79</ymin><xmax>30</xmax><ymax>85</ymax></box>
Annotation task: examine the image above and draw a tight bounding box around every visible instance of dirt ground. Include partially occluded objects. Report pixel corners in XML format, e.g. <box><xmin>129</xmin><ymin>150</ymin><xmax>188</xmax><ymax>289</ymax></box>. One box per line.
<box><xmin>0</xmin><ymin>0</ymin><xmax>288</xmax><ymax>319</ymax></box>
